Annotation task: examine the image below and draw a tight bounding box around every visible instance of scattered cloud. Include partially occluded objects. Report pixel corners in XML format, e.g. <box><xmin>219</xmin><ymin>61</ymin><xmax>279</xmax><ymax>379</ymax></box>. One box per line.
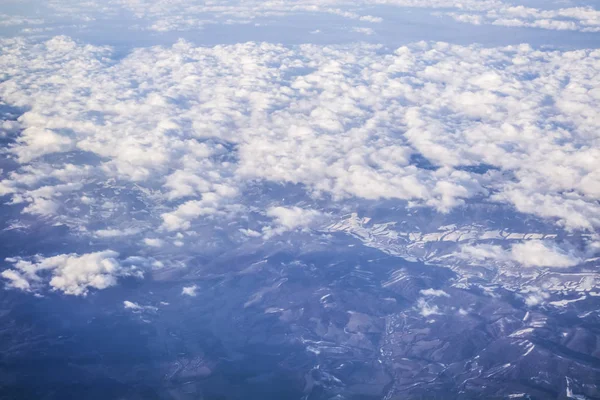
<box><xmin>415</xmin><ymin>298</ymin><xmax>441</xmax><ymax>317</ymax></box>
<box><xmin>1</xmin><ymin>37</ymin><xmax>595</xmax><ymax>232</ymax></box>
<box><xmin>1</xmin><ymin>35</ymin><xmax>599</xmax><ymax>296</ymax></box>
<box><xmin>352</xmin><ymin>27</ymin><xmax>375</xmax><ymax>35</ymax></box>
<box><xmin>2</xmin><ymin>250</ymin><xmax>139</xmax><ymax>296</ymax></box>
<box><xmin>181</xmin><ymin>284</ymin><xmax>198</xmax><ymax>297</ymax></box>
<box><xmin>447</xmin><ymin>5</ymin><xmax>600</xmax><ymax>32</ymax></box>
<box><xmin>460</xmin><ymin>240</ymin><xmax>582</xmax><ymax>268</ymax></box>
<box><xmin>521</xmin><ymin>286</ymin><xmax>550</xmax><ymax>306</ymax></box>
<box><xmin>143</xmin><ymin>238</ymin><xmax>165</xmax><ymax>248</ymax></box>
<box><xmin>263</xmin><ymin>206</ymin><xmax>324</xmax><ymax>238</ymax></box>
<box><xmin>1</xmin><ymin>269</ymin><xmax>31</xmax><ymax>291</ymax></box>
<box><xmin>0</xmin><ymin>14</ymin><xmax>44</xmax><ymax>27</ymax></box>
<box><xmin>36</xmin><ymin>0</ymin><xmax>600</xmax><ymax>33</ymax></box>
<box><xmin>95</xmin><ymin>228</ymin><xmax>141</xmax><ymax>238</ymax></box>
<box><xmin>511</xmin><ymin>241</ymin><xmax>581</xmax><ymax>268</ymax></box>
<box><xmin>420</xmin><ymin>288</ymin><xmax>450</xmax><ymax>297</ymax></box>
<box><xmin>123</xmin><ymin>300</ymin><xmax>158</xmax><ymax>311</ymax></box>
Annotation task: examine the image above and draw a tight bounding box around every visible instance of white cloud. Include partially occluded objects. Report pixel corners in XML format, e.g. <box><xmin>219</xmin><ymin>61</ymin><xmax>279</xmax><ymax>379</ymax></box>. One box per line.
<box><xmin>0</xmin><ymin>36</ymin><xmax>599</xmax><ymax>297</ymax></box>
<box><xmin>2</xmin><ymin>250</ymin><xmax>136</xmax><ymax>296</ymax></box>
<box><xmin>95</xmin><ymin>228</ymin><xmax>141</xmax><ymax>238</ymax></box>
<box><xmin>40</xmin><ymin>0</ymin><xmax>391</xmax><ymax>34</ymax></box>
<box><xmin>447</xmin><ymin>5</ymin><xmax>600</xmax><ymax>32</ymax></box>
<box><xmin>511</xmin><ymin>241</ymin><xmax>581</xmax><ymax>268</ymax></box>
<box><xmin>460</xmin><ymin>240</ymin><xmax>581</xmax><ymax>268</ymax></box>
<box><xmin>415</xmin><ymin>298</ymin><xmax>441</xmax><ymax>317</ymax></box>
<box><xmin>522</xmin><ymin>286</ymin><xmax>550</xmax><ymax>306</ymax></box>
<box><xmin>352</xmin><ymin>27</ymin><xmax>375</xmax><ymax>35</ymax></box>
<box><xmin>359</xmin><ymin>15</ymin><xmax>383</xmax><ymax>23</ymax></box>
<box><xmin>239</xmin><ymin>228</ymin><xmax>262</xmax><ymax>238</ymax></box>
<box><xmin>525</xmin><ymin>294</ymin><xmax>546</xmax><ymax>306</ymax></box>
<box><xmin>181</xmin><ymin>284</ymin><xmax>198</xmax><ymax>296</ymax></box>
<box><xmin>0</xmin><ymin>14</ymin><xmax>44</xmax><ymax>27</ymax></box>
<box><xmin>123</xmin><ymin>300</ymin><xmax>158</xmax><ymax>311</ymax></box>
<box><xmin>0</xmin><ymin>120</ymin><xmax>21</xmax><ymax>137</ymax></box>
<box><xmin>161</xmin><ymin>191</ymin><xmax>234</xmax><ymax>232</ymax></box>
<box><xmin>263</xmin><ymin>206</ymin><xmax>323</xmax><ymax>238</ymax></box>
<box><xmin>460</xmin><ymin>244</ymin><xmax>509</xmax><ymax>262</ymax></box>
<box><xmin>38</xmin><ymin>0</ymin><xmax>600</xmax><ymax>33</ymax></box>
<box><xmin>1</xmin><ymin>269</ymin><xmax>32</xmax><ymax>291</ymax></box>
<box><xmin>420</xmin><ymin>288</ymin><xmax>450</xmax><ymax>297</ymax></box>
<box><xmin>143</xmin><ymin>238</ymin><xmax>165</xmax><ymax>247</ymax></box>
<box><xmin>13</xmin><ymin>127</ymin><xmax>74</xmax><ymax>163</ymax></box>
<box><xmin>1</xmin><ymin>37</ymin><xmax>599</xmax><ymax>234</ymax></box>
<box><xmin>124</xmin><ymin>300</ymin><xmax>142</xmax><ymax>309</ymax></box>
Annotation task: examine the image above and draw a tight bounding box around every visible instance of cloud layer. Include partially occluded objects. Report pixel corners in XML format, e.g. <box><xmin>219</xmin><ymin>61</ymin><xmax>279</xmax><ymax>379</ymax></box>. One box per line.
<box><xmin>1</xmin><ymin>38</ymin><xmax>599</xmax><ymax>226</ymax></box>
<box><xmin>1</xmin><ymin>36</ymin><xmax>599</xmax><ymax>292</ymax></box>
<box><xmin>446</xmin><ymin>5</ymin><xmax>600</xmax><ymax>32</ymax></box>
<box><xmin>7</xmin><ymin>0</ymin><xmax>593</xmax><ymax>34</ymax></box>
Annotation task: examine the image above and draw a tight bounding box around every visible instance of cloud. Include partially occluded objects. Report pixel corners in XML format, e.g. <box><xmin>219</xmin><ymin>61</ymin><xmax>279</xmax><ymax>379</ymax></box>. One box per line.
<box><xmin>13</xmin><ymin>127</ymin><xmax>74</xmax><ymax>163</ymax></box>
<box><xmin>352</xmin><ymin>27</ymin><xmax>375</xmax><ymax>35</ymax></box>
<box><xmin>0</xmin><ymin>14</ymin><xmax>44</xmax><ymax>27</ymax></box>
<box><xmin>420</xmin><ymin>288</ymin><xmax>450</xmax><ymax>297</ymax></box>
<box><xmin>460</xmin><ymin>241</ymin><xmax>581</xmax><ymax>268</ymax></box>
<box><xmin>415</xmin><ymin>298</ymin><xmax>441</xmax><ymax>317</ymax></box>
<box><xmin>0</xmin><ymin>36</ymin><xmax>599</xmax><ymax>297</ymax></box>
<box><xmin>2</xmin><ymin>250</ymin><xmax>137</xmax><ymax>296</ymax></box>
<box><xmin>95</xmin><ymin>228</ymin><xmax>141</xmax><ymax>238</ymax></box>
<box><xmin>143</xmin><ymin>238</ymin><xmax>165</xmax><ymax>248</ymax></box>
<box><xmin>262</xmin><ymin>206</ymin><xmax>323</xmax><ymax>238</ymax></box>
<box><xmin>1</xmin><ymin>37</ymin><xmax>599</xmax><ymax>235</ymax></box>
<box><xmin>447</xmin><ymin>5</ymin><xmax>600</xmax><ymax>32</ymax></box>
<box><xmin>239</xmin><ymin>228</ymin><xmax>261</xmax><ymax>238</ymax></box>
<box><xmin>181</xmin><ymin>285</ymin><xmax>198</xmax><ymax>296</ymax></box>
<box><xmin>124</xmin><ymin>300</ymin><xmax>142</xmax><ymax>309</ymax></box>
<box><xmin>123</xmin><ymin>300</ymin><xmax>158</xmax><ymax>311</ymax></box>
<box><xmin>521</xmin><ymin>286</ymin><xmax>550</xmax><ymax>306</ymax></box>
<box><xmin>160</xmin><ymin>191</ymin><xmax>235</xmax><ymax>232</ymax></box>
<box><xmin>0</xmin><ymin>119</ymin><xmax>21</xmax><ymax>137</ymax></box>
<box><xmin>524</xmin><ymin>294</ymin><xmax>547</xmax><ymax>306</ymax></box>
<box><xmin>511</xmin><ymin>241</ymin><xmax>581</xmax><ymax>268</ymax></box>
<box><xmin>0</xmin><ymin>269</ymin><xmax>32</xmax><ymax>291</ymax></box>
<box><xmin>37</xmin><ymin>0</ymin><xmax>600</xmax><ymax>33</ymax></box>
<box><xmin>41</xmin><ymin>0</ymin><xmax>387</xmax><ymax>33</ymax></box>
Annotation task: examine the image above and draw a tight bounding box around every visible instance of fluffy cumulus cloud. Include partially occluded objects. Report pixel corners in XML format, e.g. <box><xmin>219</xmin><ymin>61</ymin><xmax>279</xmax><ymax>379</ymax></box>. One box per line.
<box><xmin>143</xmin><ymin>238</ymin><xmax>165</xmax><ymax>248</ymax></box>
<box><xmin>181</xmin><ymin>285</ymin><xmax>198</xmax><ymax>297</ymax></box>
<box><xmin>511</xmin><ymin>241</ymin><xmax>581</xmax><ymax>268</ymax></box>
<box><xmin>460</xmin><ymin>240</ymin><xmax>582</xmax><ymax>268</ymax></box>
<box><xmin>1</xmin><ymin>37</ymin><xmax>599</xmax><ymax>232</ymax></box>
<box><xmin>1</xmin><ymin>250</ymin><xmax>138</xmax><ymax>295</ymax></box>
<box><xmin>415</xmin><ymin>297</ymin><xmax>441</xmax><ymax>317</ymax></box>
<box><xmin>0</xmin><ymin>36</ymin><xmax>599</xmax><ymax>295</ymax></box>
<box><xmin>263</xmin><ymin>206</ymin><xmax>324</xmax><ymax>238</ymax></box>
